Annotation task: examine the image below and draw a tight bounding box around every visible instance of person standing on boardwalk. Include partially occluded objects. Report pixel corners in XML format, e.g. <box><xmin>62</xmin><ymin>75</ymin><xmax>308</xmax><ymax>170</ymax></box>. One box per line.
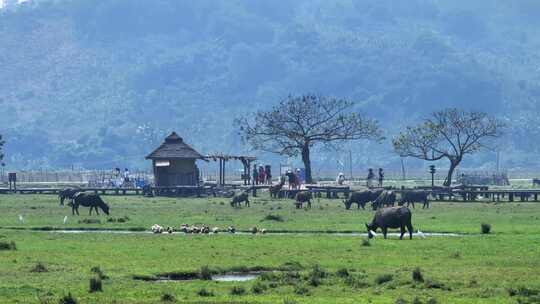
<box><xmin>378</xmin><ymin>168</ymin><xmax>384</xmax><ymax>187</ymax></box>
<box><xmin>265</xmin><ymin>165</ymin><xmax>272</xmax><ymax>185</ymax></box>
<box><xmin>252</xmin><ymin>164</ymin><xmax>259</xmax><ymax>185</ymax></box>
<box><xmin>258</xmin><ymin>166</ymin><xmax>266</xmax><ymax>185</ymax></box>
<box><xmin>367</xmin><ymin>168</ymin><xmax>374</xmax><ymax>188</ymax></box>
<box><xmin>337</xmin><ymin>172</ymin><xmax>346</xmax><ymax>185</ymax></box>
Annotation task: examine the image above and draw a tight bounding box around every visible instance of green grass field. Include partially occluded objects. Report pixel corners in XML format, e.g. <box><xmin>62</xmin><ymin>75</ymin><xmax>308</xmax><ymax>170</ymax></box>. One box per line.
<box><xmin>1</xmin><ymin>194</ymin><xmax>540</xmax><ymax>303</ymax></box>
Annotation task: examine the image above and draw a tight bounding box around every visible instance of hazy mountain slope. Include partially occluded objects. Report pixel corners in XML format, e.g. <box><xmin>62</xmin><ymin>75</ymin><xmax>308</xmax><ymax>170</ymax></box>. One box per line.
<box><xmin>1</xmin><ymin>0</ymin><xmax>539</xmax><ymax>170</ymax></box>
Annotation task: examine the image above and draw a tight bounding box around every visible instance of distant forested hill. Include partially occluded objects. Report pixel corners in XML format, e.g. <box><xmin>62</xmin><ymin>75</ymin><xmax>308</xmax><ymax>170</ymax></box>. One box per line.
<box><xmin>1</xmin><ymin>0</ymin><xmax>540</xmax><ymax>171</ymax></box>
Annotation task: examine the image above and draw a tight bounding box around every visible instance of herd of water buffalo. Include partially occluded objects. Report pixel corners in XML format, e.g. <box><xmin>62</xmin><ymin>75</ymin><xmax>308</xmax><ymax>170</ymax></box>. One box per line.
<box><xmin>59</xmin><ymin>185</ymin><xmax>421</xmax><ymax>240</ymax></box>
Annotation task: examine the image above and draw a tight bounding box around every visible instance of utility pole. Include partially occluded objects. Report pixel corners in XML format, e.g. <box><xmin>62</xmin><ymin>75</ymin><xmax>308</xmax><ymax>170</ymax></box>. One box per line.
<box><xmin>349</xmin><ymin>150</ymin><xmax>353</xmax><ymax>181</ymax></box>
<box><xmin>400</xmin><ymin>157</ymin><xmax>406</xmax><ymax>180</ymax></box>
<box><xmin>496</xmin><ymin>149</ymin><xmax>500</xmax><ymax>173</ymax></box>
<box><xmin>429</xmin><ymin>165</ymin><xmax>436</xmax><ymax>189</ymax></box>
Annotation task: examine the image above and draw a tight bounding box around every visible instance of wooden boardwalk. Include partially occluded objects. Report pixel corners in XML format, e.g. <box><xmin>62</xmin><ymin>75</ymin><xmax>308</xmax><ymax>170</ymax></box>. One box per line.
<box><xmin>1</xmin><ymin>184</ymin><xmax>540</xmax><ymax>202</ymax></box>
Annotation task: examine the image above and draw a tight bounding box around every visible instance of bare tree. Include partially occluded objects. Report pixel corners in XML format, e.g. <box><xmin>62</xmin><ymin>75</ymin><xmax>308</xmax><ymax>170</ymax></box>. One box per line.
<box><xmin>236</xmin><ymin>95</ymin><xmax>383</xmax><ymax>183</ymax></box>
<box><xmin>393</xmin><ymin>108</ymin><xmax>505</xmax><ymax>186</ymax></box>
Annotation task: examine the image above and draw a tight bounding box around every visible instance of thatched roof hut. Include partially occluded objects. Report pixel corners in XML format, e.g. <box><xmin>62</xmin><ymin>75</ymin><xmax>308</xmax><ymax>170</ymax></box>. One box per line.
<box><xmin>146</xmin><ymin>132</ymin><xmax>203</xmax><ymax>187</ymax></box>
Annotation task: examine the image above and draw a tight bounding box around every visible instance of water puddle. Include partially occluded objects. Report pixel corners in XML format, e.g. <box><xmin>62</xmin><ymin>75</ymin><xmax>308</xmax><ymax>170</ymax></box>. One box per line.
<box><xmin>212</xmin><ymin>273</ymin><xmax>261</xmax><ymax>282</ymax></box>
<box><xmin>133</xmin><ymin>272</ymin><xmax>263</xmax><ymax>283</ymax></box>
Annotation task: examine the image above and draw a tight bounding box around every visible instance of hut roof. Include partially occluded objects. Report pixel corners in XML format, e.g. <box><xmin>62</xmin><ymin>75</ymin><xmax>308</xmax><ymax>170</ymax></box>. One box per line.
<box><xmin>145</xmin><ymin>132</ymin><xmax>204</xmax><ymax>159</ymax></box>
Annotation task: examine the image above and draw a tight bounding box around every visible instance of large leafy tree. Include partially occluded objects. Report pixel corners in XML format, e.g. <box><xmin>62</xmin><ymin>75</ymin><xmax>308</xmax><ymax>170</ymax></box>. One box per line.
<box><xmin>393</xmin><ymin>108</ymin><xmax>505</xmax><ymax>186</ymax></box>
<box><xmin>236</xmin><ymin>95</ymin><xmax>383</xmax><ymax>183</ymax></box>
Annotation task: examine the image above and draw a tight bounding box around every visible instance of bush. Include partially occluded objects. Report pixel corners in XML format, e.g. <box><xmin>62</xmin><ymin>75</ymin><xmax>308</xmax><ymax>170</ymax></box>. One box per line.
<box><xmin>107</xmin><ymin>216</ymin><xmax>130</xmax><ymax>223</ymax></box>
<box><xmin>283</xmin><ymin>299</ymin><xmax>298</xmax><ymax>304</ymax></box>
<box><xmin>160</xmin><ymin>293</ymin><xmax>175</xmax><ymax>302</ymax></box>
<box><xmin>425</xmin><ymin>279</ymin><xmax>449</xmax><ymax>290</ymax></box>
<box><xmin>508</xmin><ymin>286</ymin><xmax>540</xmax><ymax>297</ymax></box>
<box><xmin>89</xmin><ymin>277</ymin><xmax>102</xmax><ymax>293</ymax></box>
<box><xmin>412</xmin><ymin>297</ymin><xmax>423</xmax><ymax>304</ymax></box>
<box><xmin>230</xmin><ymin>286</ymin><xmax>245</xmax><ymax>296</ymax></box>
<box><xmin>361</xmin><ymin>239</ymin><xmax>371</xmax><ymax>247</ymax></box>
<box><xmin>0</xmin><ymin>241</ymin><xmax>16</xmax><ymax>251</ymax></box>
<box><xmin>199</xmin><ymin>266</ymin><xmax>212</xmax><ymax>280</ymax></box>
<box><xmin>481</xmin><ymin>223</ymin><xmax>491</xmax><ymax>234</ymax></box>
<box><xmin>91</xmin><ymin>266</ymin><xmax>108</xmax><ymax>280</ymax></box>
<box><xmin>450</xmin><ymin>251</ymin><xmax>461</xmax><ymax>259</ymax></box>
<box><xmin>31</xmin><ymin>262</ymin><xmax>48</xmax><ymax>273</ymax></box>
<box><xmin>395</xmin><ymin>298</ymin><xmax>407</xmax><ymax>304</ymax></box>
<box><xmin>58</xmin><ymin>293</ymin><xmax>77</xmax><ymax>304</ymax></box>
<box><xmin>263</xmin><ymin>214</ymin><xmax>284</xmax><ymax>222</ymax></box>
<box><xmin>426</xmin><ymin>298</ymin><xmax>438</xmax><ymax>304</ymax></box>
<box><xmin>308</xmin><ymin>274</ymin><xmax>321</xmax><ymax>287</ymax></box>
<box><xmin>259</xmin><ymin>272</ymin><xmax>280</xmax><ymax>281</ymax></box>
<box><xmin>197</xmin><ymin>288</ymin><xmax>214</xmax><ymax>297</ymax></box>
<box><xmin>375</xmin><ymin>274</ymin><xmax>393</xmax><ymax>285</ymax></box>
<box><xmin>251</xmin><ymin>282</ymin><xmax>267</xmax><ymax>294</ymax></box>
<box><xmin>309</xmin><ymin>264</ymin><xmax>327</xmax><ymax>279</ymax></box>
<box><xmin>78</xmin><ymin>219</ymin><xmax>101</xmax><ymax>224</ymax></box>
<box><xmin>345</xmin><ymin>276</ymin><xmax>370</xmax><ymax>289</ymax></box>
<box><xmin>336</xmin><ymin>268</ymin><xmax>350</xmax><ymax>278</ymax></box>
<box><xmin>294</xmin><ymin>285</ymin><xmax>310</xmax><ymax>295</ymax></box>
<box><xmin>412</xmin><ymin>267</ymin><xmax>424</xmax><ymax>283</ymax></box>
<box><xmin>280</xmin><ymin>261</ymin><xmax>303</xmax><ymax>271</ymax></box>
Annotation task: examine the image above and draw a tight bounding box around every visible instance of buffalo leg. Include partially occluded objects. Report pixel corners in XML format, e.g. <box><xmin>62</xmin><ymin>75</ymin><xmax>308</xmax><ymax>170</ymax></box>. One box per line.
<box><xmin>72</xmin><ymin>206</ymin><xmax>75</xmax><ymax>215</ymax></box>
<box><xmin>407</xmin><ymin>223</ymin><xmax>414</xmax><ymax>239</ymax></box>
<box><xmin>382</xmin><ymin>227</ymin><xmax>388</xmax><ymax>239</ymax></box>
<box><xmin>308</xmin><ymin>200</ymin><xmax>311</xmax><ymax>209</ymax></box>
<box><xmin>89</xmin><ymin>207</ymin><xmax>93</xmax><ymax>215</ymax></box>
<box><xmin>400</xmin><ymin>225</ymin><xmax>406</xmax><ymax>240</ymax></box>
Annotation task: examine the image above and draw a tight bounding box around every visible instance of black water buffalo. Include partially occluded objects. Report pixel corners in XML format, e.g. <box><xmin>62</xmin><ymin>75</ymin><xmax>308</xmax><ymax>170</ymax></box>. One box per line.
<box><xmin>295</xmin><ymin>191</ymin><xmax>312</xmax><ymax>209</ymax></box>
<box><xmin>71</xmin><ymin>192</ymin><xmax>110</xmax><ymax>216</ymax></box>
<box><xmin>372</xmin><ymin>190</ymin><xmax>397</xmax><ymax>210</ymax></box>
<box><xmin>59</xmin><ymin>187</ymin><xmax>81</xmax><ymax>206</ymax></box>
<box><xmin>343</xmin><ymin>191</ymin><xmax>373</xmax><ymax>210</ymax></box>
<box><xmin>399</xmin><ymin>191</ymin><xmax>430</xmax><ymax>209</ymax></box>
<box><xmin>366</xmin><ymin>206</ymin><xmax>413</xmax><ymax>240</ymax></box>
<box><xmin>269</xmin><ymin>178</ymin><xmax>286</xmax><ymax>199</ymax></box>
<box><xmin>231</xmin><ymin>192</ymin><xmax>250</xmax><ymax>207</ymax></box>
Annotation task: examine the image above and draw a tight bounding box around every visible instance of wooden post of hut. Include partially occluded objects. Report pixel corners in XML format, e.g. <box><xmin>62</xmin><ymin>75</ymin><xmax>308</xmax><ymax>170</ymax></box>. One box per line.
<box><xmin>146</xmin><ymin>132</ymin><xmax>205</xmax><ymax>195</ymax></box>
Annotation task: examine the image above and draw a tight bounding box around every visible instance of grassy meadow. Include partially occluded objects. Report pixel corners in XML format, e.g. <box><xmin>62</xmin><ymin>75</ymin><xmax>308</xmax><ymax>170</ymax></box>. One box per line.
<box><xmin>1</xmin><ymin>194</ymin><xmax>540</xmax><ymax>303</ymax></box>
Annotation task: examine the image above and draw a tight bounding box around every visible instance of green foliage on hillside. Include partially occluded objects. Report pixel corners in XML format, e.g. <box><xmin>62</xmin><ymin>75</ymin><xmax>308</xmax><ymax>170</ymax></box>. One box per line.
<box><xmin>1</xmin><ymin>0</ymin><xmax>539</xmax><ymax>169</ymax></box>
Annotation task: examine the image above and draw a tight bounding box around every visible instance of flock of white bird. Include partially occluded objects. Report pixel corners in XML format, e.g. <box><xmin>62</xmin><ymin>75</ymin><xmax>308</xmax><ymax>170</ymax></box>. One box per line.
<box><xmin>150</xmin><ymin>224</ymin><xmax>267</xmax><ymax>235</ymax></box>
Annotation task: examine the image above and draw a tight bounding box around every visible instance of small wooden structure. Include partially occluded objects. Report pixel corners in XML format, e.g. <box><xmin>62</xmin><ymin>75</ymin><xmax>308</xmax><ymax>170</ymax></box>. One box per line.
<box><xmin>204</xmin><ymin>154</ymin><xmax>256</xmax><ymax>186</ymax></box>
<box><xmin>146</xmin><ymin>132</ymin><xmax>204</xmax><ymax>187</ymax></box>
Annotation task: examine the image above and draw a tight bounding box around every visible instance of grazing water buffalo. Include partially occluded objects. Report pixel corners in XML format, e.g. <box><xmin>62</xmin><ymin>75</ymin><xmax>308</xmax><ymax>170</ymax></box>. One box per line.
<box><xmin>59</xmin><ymin>187</ymin><xmax>81</xmax><ymax>206</ymax></box>
<box><xmin>295</xmin><ymin>191</ymin><xmax>312</xmax><ymax>209</ymax></box>
<box><xmin>343</xmin><ymin>191</ymin><xmax>371</xmax><ymax>210</ymax></box>
<box><xmin>372</xmin><ymin>190</ymin><xmax>397</xmax><ymax>210</ymax></box>
<box><xmin>366</xmin><ymin>206</ymin><xmax>413</xmax><ymax>240</ymax></box>
<box><xmin>269</xmin><ymin>177</ymin><xmax>286</xmax><ymax>199</ymax></box>
<box><xmin>231</xmin><ymin>192</ymin><xmax>250</xmax><ymax>207</ymax></box>
<box><xmin>399</xmin><ymin>191</ymin><xmax>430</xmax><ymax>209</ymax></box>
<box><xmin>71</xmin><ymin>192</ymin><xmax>110</xmax><ymax>216</ymax></box>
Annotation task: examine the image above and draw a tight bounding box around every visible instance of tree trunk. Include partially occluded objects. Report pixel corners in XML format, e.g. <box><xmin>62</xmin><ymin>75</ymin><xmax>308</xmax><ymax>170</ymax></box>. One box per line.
<box><xmin>301</xmin><ymin>144</ymin><xmax>313</xmax><ymax>184</ymax></box>
<box><xmin>444</xmin><ymin>160</ymin><xmax>460</xmax><ymax>187</ymax></box>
